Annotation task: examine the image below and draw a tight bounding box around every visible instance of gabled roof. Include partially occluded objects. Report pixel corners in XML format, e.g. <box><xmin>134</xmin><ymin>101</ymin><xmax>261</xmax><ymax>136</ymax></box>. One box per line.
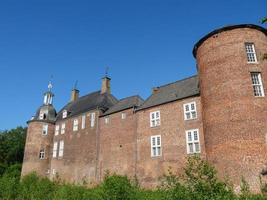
<box><xmin>101</xmin><ymin>95</ymin><xmax>144</xmax><ymax>116</ymax></box>
<box><xmin>137</xmin><ymin>75</ymin><xmax>199</xmax><ymax>111</ymax></box>
<box><xmin>56</xmin><ymin>91</ymin><xmax>118</xmax><ymax>120</ymax></box>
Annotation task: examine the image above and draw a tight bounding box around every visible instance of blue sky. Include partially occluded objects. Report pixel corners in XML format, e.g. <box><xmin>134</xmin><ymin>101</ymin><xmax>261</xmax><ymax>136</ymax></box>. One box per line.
<box><xmin>0</xmin><ymin>0</ymin><xmax>266</xmax><ymax>130</ymax></box>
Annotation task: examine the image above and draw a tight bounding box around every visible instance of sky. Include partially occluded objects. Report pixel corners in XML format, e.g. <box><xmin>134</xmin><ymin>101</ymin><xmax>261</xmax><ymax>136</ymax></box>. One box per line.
<box><xmin>0</xmin><ymin>0</ymin><xmax>266</xmax><ymax>130</ymax></box>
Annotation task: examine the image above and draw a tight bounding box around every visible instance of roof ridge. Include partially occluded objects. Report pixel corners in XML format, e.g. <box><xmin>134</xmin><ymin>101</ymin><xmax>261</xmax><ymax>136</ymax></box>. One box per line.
<box><xmin>118</xmin><ymin>95</ymin><xmax>142</xmax><ymax>101</ymax></box>
<box><xmin>155</xmin><ymin>75</ymin><xmax>198</xmax><ymax>89</ymax></box>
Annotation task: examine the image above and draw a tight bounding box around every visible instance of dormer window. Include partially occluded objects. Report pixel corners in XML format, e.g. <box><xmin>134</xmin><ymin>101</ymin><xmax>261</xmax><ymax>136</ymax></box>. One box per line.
<box><xmin>39</xmin><ymin>112</ymin><xmax>44</xmax><ymax>120</ymax></box>
<box><xmin>62</xmin><ymin>110</ymin><xmax>67</xmax><ymax>119</ymax></box>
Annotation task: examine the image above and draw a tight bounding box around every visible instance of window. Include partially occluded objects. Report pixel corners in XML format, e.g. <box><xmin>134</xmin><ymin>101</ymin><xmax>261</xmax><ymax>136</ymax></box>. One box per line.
<box><xmin>121</xmin><ymin>113</ymin><xmax>126</xmax><ymax>119</ymax></box>
<box><xmin>42</xmin><ymin>125</ymin><xmax>48</xmax><ymax>135</ymax></box>
<box><xmin>104</xmin><ymin>117</ymin><xmax>109</xmax><ymax>124</ymax></box>
<box><xmin>90</xmin><ymin>113</ymin><xmax>95</xmax><ymax>127</ymax></box>
<box><xmin>251</xmin><ymin>72</ymin><xmax>265</xmax><ymax>97</ymax></box>
<box><xmin>150</xmin><ymin>111</ymin><xmax>160</xmax><ymax>127</ymax></box>
<box><xmin>55</xmin><ymin>125</ymin><xmax>59</xmax><ymax>136</ymax></box>
<box><xmin>183</xmin><ymin>102</ymin><xmax>197</xmax><ymax>120</ymax></box>
<box><xmin>73</xmin><ymin>119</ymin><xmax>78</xmax><ymax>131</ymax></box>
<box><xmin>82</xmin><ymin>115</ymin><xmax>86</xmax><ymax>129</ymax></box>
<box><xmin>39</xmin><ymin>112</ymin><xmax>44</xmax><ymax>120</ymax></box>
<box><xmin>39</xmin><ymin>149</ymin><xmax>45</xmax><ymax>159</ymax></box>
<box><xmin>245</xmin><ymin>43</ymin><xmax>257</xmax><ymax>63</ymax></box>
<box><xmin>186</xmin><ymin>129</ymin><xmax>200</xmax><ymax>154</ymax></box>
<box><xmin>61</xmin><ymin>123</ymin><xmax>65</xmax><ymax>134</ymax></box>
<box><xmin>62</xmin><ymin>110</ymin><xmax>67</xmax><ymax>119</ymax></box>
<box><xmin>58</xmin><ymin>140</ymin><xmax>64</xmax><ymax>157</ymax></box>
<box><xmin>53</xmin><ymin>142</ymin><xmax>58</xmax><ymax>158</ymax></box>
<box><xmin>151</xmin><ymin>135</ymin><xmax>161</xmax><ymax>157</ymax></box>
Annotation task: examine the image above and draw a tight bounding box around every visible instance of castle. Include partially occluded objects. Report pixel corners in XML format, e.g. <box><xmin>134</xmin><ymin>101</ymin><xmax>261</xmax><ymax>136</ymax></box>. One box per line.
<box><xmin>21</xmin><ymin>24</ymin><xmax>267</xmax><ymax>192</ymax></box>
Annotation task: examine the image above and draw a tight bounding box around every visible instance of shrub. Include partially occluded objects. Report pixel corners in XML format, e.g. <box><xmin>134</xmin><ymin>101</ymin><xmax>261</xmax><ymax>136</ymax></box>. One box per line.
<box><xmin>0</xmin><ymin>174</ymin><xmax>19</xmax><ymax>200</ymax></box>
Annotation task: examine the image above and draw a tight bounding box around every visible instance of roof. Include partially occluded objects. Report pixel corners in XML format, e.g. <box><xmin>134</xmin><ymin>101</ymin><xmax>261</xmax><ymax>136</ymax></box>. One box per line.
<box><xmin>56</xmin><ymin>91</ymin><xmax>118</xmax><ymax>120</ymax></box>
<box><xmin>137</xmin><ymin>75</ymin><xmax>199</xmax><ymax>111</ymax></box>
<box><xmin>31</xmin><ymin>104</ymin><xmax>57</xmax><ymax>122</ymax></box>
<box><xmin>193</xmin><ymin>24</ymin><xmax>267</xmax><ymax>58</ymax></box>
<box><xmin>101</xmin><ymin>95</ymin><xmax>144</xmax><ymax>116</ymax></box>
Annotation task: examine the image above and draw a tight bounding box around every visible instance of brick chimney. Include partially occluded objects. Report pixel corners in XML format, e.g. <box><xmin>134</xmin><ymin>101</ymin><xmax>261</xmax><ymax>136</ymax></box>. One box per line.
<box><xmin>152</xmin><ymin>87</ymin><xmax>159</xmax><ymax>94</ymax></box>
<box><xmin>70</xmin><ymin>89</ymin><xmax>79</xmax><ymax>102</ymax></box>
<box><xmin>101</xmin><ymin>76</ymin><xmax>111</xmax><ymax>94</ymax></box>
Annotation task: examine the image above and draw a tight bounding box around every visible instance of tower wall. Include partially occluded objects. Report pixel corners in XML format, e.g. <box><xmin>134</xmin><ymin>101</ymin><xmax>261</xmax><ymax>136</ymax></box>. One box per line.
<box><xmin>195</xmin><ymin>26</ymin><xmax>267</xmax><ymax>191</ymax></box>
<box><xmin>21</xmin><ymin>121</ymin><xmax>55</xmax><ymax>177</ymax></box>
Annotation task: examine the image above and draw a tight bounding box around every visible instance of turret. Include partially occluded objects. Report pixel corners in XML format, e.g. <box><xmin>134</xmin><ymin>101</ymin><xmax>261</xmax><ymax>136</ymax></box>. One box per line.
<box><xmin>193</xmin><ymin>24</ymin><xmax>267</xmax><ymax>192</ymax></box>
<box><xmin>21</xmin><ymin>82</ymin><xmax>57</xmax><ymax>177</ymax></box>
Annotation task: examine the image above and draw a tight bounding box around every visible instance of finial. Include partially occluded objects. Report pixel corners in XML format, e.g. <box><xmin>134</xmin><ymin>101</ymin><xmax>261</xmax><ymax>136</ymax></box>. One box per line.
<box><xmin>48</xmin><ymin>75</ymin><xmax>53</xmax><ymax>91</ymax></box>
<box><xmin>105</xmin><ymin>66</ymin><xmax>109</xmax><ymax>77</ymax></box>
<box><xmin>73</xmin><ymin>80</ymin><xmax>78</xmax><ymax>90</ymax></box>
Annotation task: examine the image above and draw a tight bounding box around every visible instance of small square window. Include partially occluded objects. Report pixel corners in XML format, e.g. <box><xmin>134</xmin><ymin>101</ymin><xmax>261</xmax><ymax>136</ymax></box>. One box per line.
<box><xmin>62</xmin><ymin>110</ymin><xmax>67</xmax><ymax>119</ymax></box>
<box><xmin>105</xmin><ymin>117</ymin><xmax>110</xmax><ymax>124</ymax></box>
<box><xmin>39</xmin><ymin>149</ymin><xmax>45</xmax><ymax>159</ymax></box>
<box><xmin>121</xmin><ymin>113</ymin><xmax>126</xmax><ymax>119</ymax></box>
<box><xmin>150</xmin><ymin>111</ymin><xmax>160</xmax><ymax>127</ymax></box>
<box><xmin>183</xmin><ymin>102</ymin><xmax>197</xmax><ymax>120</ymax></box>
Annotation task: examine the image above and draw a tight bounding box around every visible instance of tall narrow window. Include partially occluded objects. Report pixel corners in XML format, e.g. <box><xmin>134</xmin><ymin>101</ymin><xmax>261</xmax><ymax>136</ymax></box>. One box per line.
<box><xmin>42</xmin><ymin>125</ymin><xmax>48</xmax><ymax>135</ymax></box>
<box><xmin>91</xmin><ymin>113</ymin><xmax>95</xmax><ymax>127</ymax></box>
<box><xmin>62</xmin><ymin>110</ymin><xmax>67</xmax><ymax>119</ymax></box>
<box><xmin>55</xmin><ymin>125</ymin><xmax>59</xmax><ymax>136</ymax></box>
<box><xmin>251</xmin><ymin>72</ymin><xmax>265</xmax><ymax>97</ymax></box>
<box><xmin>39</xmin><ymin>149</ymin><xmax>45</xmax><ymax>159</ymax></box>
<box><xmin>151</xmin><ymin>135</ymin><xmax>161</xmax><ymax>157</ymax></box>
<box><xmin>39</xmin><ymin>112</ymin><xmax>44</xmax><ymax>120</ymax></box>
<box><xmin>61</xmin><ymin>123</ymin><xmax>65</xmax><ymax>134</ymax></box>
<box><xmin>183</xmin><ymin>102</ymin><xmax>197</xmax><ymax>120</ymax></box>
<box><xmin>82</xmin><ymin>115</ymin><xmax>86</xmax><ymax>129</ymax></box>
<box><xmin>150</xmin><ymin>111</ymin><xmax>160</xmax><ymax>127</ymax></box>
<box><xmin>121</xmin><ymin>113</ymin><xmax>126</xmax><ymax>119</ymax></box>
<box><xmin>245</xmin><ymin>43</ymin><xmax>257</xmax><ymax>63</ymax></box>
<box><xmin>53</xmin><ymin>142</ymin><xmax>58</xmax><ymax>158</ymax></box>
<box><xmin>58</xmin><ymin>140</ymin><xmax>64</xmax><ymax>157</ymax></box>
<box><xmin>104</xmin><ymin>117</ymin><xmax>109</xmax><ymax>124</ymax></box>
<box><xmin>186</xmin><ymin>129</ymin><xmax>200</xmax><ymax>154</ymax></box>
<box><xmin>73</xmin><ymin>119</ymin><xmax>78</xmax><ymax>131</ymax></box>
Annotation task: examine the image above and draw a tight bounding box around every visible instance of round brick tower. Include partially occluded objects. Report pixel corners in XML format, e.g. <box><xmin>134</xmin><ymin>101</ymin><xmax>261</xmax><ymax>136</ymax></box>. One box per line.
<box><xmin>193</xmin><ymin>24</ymin><xmax>267</xmax><ymax>192</ymax></box>
<box><xmin>21</xmin><ymin>82</ymin><xmax>56</xmax><ymax>177</ymax></box>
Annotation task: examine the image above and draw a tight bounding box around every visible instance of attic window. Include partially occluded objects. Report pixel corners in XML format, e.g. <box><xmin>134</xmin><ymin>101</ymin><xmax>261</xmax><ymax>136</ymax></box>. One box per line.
<box><xmin>62</xmin><ymin>110</ymin><xmax>67</xmax><ymax>119</ymax></box>
<box><xmin>39</xmin><ymin>112</ymin><xmax>44</xmax><ymax>120</ymax></box>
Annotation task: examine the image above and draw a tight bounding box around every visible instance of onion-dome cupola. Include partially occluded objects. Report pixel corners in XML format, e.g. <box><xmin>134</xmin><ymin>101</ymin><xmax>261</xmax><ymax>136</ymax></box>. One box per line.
<box><xmin>31</xmin><ymin>82</ymin><xmax>57</xmax><ymax>122</ymax></box>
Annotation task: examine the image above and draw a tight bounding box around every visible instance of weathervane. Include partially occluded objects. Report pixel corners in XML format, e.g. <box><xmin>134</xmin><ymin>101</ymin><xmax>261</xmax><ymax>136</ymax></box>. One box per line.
<box><xmin>73</xmin><ymin>80</ymin><xmax>78</xmax><ymax>90</ymax></box>
<box><xmin>48</xmin><ymin>75</ymin><xmax>53</xmax><ymax>91</ymax></box>
<box><xmin>105</xmin><ymin>66</ymin><xmax>109</xmax><ymax>77</ymax></box>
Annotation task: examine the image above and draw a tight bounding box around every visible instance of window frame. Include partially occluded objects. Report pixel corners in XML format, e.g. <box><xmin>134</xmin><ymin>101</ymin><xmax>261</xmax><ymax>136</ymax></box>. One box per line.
<box><xmin>150</xmin><ymin>111</ymin><xmax>160</xmax><ymax>127</ymax></box>
<box><xmin>58</xmin><ymin>140</ymin><xmax>64</xmax><ymax>158</ymax></box>
<box><xmin>52</xmin><ymin>142</ymin><xmax>58</xmax><ymax>158</ymax></box>
<box><xmin>81</xmin><ymin>115</ymin><xmax>86</xmax><ymax>129</ymax></box>
<box><xmin>104</xmin><ymin>117</ymin><xmax>109</xmax><ymax>124</ymax></box>
<box><xmin>90</xmin><ymin>113</ymin><xmax>95</xmax><ymax>127</ymax></box>
<box><xmin>61</xmin><ymin>123</ymin><xmax>65</xmax><ymax>134</ymax></box>
<box><xmin>121</xmin><ymin>113</ymin><xmax>126</xmax><ymax>119</ymax></box>
<box><xmin>73</xmin><ymin>119</ymin><xmax>79</xmax><ymax>131</ymax></box>
<box><xmin>39</xmin><ymin>149</ymin><xmax>45</xmax><ymax>159</ymax></box>
<box><xmin>186</xmin><ymin>129</ymin><xmax>201</xmax><ymax>154</ymax></box>
<box><xmin>42</xmin><ymin>124</ymin><xmax>48</xmax><ymax>135</ymax></box>
<box><xmin>150</xmin><ymin>135</ymin><xmax>162</xmax><ymax>157</ymax></box>
<box><xmin>55</xmin><ymin>124</ymin><xmax>59</xmax><ymax>136</ymax></box>
<box><xmin>251</xmin><ymin>72</ymin><xmax>265</xmax><ymax>97</ymax></box>
<box><xmin>245</xmin><ymin>43</ymin><xmax>258</xmax><ymax>63</ymax></box>
<box><xmin>62</xmin><ymin>110</ymin><xmax>67</xmax><ymax>119</ymax></box>
<box><xmin>183</xmin><ymin>102</ymin><xmax>197</xmax><ymax>120</ymax></box>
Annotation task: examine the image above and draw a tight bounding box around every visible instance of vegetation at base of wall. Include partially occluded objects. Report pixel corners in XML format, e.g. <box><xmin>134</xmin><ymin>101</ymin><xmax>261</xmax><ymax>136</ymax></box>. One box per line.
<box><xmin>1</xmin><ymin>156</ymin><xmax>267</xmax><ymax>200</ymax></box>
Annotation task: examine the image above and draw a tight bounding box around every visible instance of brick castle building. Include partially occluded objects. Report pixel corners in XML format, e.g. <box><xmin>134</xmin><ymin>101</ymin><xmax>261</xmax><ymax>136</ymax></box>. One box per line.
<box><xmin>22</xmin><ymin>24</ymin><xmax>267</xmax><ymax>192</ymax></box>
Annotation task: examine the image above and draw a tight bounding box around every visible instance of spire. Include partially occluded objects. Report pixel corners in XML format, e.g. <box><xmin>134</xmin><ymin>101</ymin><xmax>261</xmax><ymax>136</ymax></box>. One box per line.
<box><xmin>43</xmin><ymin>81</ymin><xmax>54</xmax><ymax>105</ymax></box>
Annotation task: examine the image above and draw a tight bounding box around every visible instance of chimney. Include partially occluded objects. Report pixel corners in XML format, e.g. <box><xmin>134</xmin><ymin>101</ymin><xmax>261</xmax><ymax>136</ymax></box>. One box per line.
<box><xmin>70</xmin><ymin>89</ymin><xmax>79</xmax><ymax>102</ymax></box>
<box><xmin>101</xmin><ymin>76</ymin><xmax>111</xmax><ymax>94</ymax></box>
<box><xmin>152</xmin><ymin>87</ymin><xmax>159</xmax><ymax>94</ymax></box>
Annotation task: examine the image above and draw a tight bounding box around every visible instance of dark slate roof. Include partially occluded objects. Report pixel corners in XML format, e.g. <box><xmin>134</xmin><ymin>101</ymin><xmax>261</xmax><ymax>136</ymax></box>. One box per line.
<box><xmin>137</xmin><ymin>75</ymin><xmax>199</xmax><ymax>111</ymax></box>
<box><xmin>56</xmin><ymin>91</ymin><xmax>118</xmax><ymax>120</ymax></box>
<box><xmin>193</xmin><ymin>24</ymin><xmax>267</xmax><ymax>58</ymax></box>
<box><xmin>32</xmin><ymin>104</ymin><xmax>57</xmax><ymax>122</ymax></box>
<box><xmin>101</xmin><ymin>95</ymin><xmax>144</xmax><ymax>116</ymax></box>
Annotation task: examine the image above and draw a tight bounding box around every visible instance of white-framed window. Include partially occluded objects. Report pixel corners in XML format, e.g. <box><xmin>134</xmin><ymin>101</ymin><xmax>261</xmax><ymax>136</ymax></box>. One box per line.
<box><xmin>61</xmin><ymin>123</ymin><xmax>65</xmax><ymax>134</ymax></box>
<box><xmin>42</xmin><ymin>124</ymin><xmax>48</xmax><ymax>135</ymax></box>
<box><xmin>62</xmin><ymin>110</ymin><xmax>67</xmax><ymax>119</ymax></box>
<box><xmin>245</xmin><ymin>43</ymin><xmax>257</xmax><ymax>63</ymax></box>
<box><xmin>121</xmin><ymin>113</ymin><xmax>126</xmax><ymax>119</ymax></box>
<box><xmin>53</xmin><ymin>142</ymin><xmax>58</xmax><ymax>158</ymax></box>
<box><xmin>55</xmin><ymin>125</ymin><xmax>59</xmax><ymax>136</ymax></box>
<box><xmin>186</xmin><ymin>129</ymin><xmax>200</xmax><ymax>154</ymax></box>
<box><xmin>151</xmin><ymin>135</ymin><xmax>161</xmax><ymax>157</ymax></box>
<box><xmin>251</xmin><ymin>72</ymin><xmax>265</xmax><ymax>97</ymax></box>
<box><xmin>90</xmin><ymin>113</ymin><xmax>96</xmax><ymax>127</ymax></box>
<box><xmin>39</xmin><ymin>149</ymin><xmax>45</xmax><ymax>159</ymax></box>
<box><xmin>183</xmin><ymin>102</ymin><xmax>197</xmax><ymax>120</ymax></box>
<box><xmin>73</xmin><ymin>119</ymin><xmax>78</xmax><ymax>131</ymax></box>
<box><xmin>82</xmin><ymin>115</ymin><xmax>86</xmax><ymax>129</ymax></box>
<box><xmin>150</xmin><ymin>111</ymin><xmax>160</xmax><ymax>127</ymax></box>
<box><xmin>58</xmin><ymin>140</ymin><xmax>64</xmax><ymax>157</ymax></box>
<box><xmin>39</xmin><ymin>112</ymin><xmax>44</xmax><ymax>120</ymax></box>
<box><xmin>104</xmin><ymin>117</ymin><xmax>109</xmax><ymax>124</ymax></box>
